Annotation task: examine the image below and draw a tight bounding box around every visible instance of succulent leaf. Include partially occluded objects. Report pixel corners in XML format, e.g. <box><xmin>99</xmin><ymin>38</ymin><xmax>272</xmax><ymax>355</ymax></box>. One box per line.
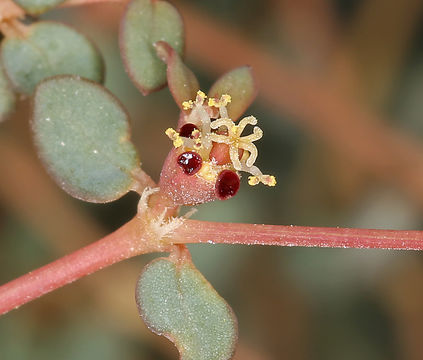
<box><xmin>1</xmin><ymin>21</ymin><xmax>104</xmax><ymax>94</ymax></box>
<box><xmin>32</xmin><ymin>76</ymin><xmax>139</xmax><ymax>203</ymax></box>
<box><xmin>120</xmin><ymin>0</ymin><xmax>184</xmax><ymax>95</ymax></box>
<box><xmin>136</xmin><ymin>257</ymin><xmax>238</xmax><ymax>360</ymax></box>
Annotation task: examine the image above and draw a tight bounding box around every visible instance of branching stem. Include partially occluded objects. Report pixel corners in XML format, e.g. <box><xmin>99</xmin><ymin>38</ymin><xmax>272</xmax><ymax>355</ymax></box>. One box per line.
<box><xmin>0</xmin><ymin>216</ymin><xmax>168</xmax><ymax>315</ymax></box>
<box><xmin>1</xmin><ymin>215</ymin><xmax>423</xmax><ymax>316</ymax></box>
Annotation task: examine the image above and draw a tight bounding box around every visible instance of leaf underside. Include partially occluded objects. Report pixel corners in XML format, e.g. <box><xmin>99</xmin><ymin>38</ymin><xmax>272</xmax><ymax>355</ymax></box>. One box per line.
<box><xmin>136</xmin><ymin>257</ymin><xmax>238</xmax><ymax>360</ymax></box>
<box><xmin>1</xmin><ymin>21</ymin><xmax>104</xmax><ymax>94</ymax></box>
<box><xmin>120</xmin><ymin>0</ymin><xmax>184</xmax><ymax>95</ymax></box>
<box><xmin>32</xmin><ymin>76</ymin><xmax>139</xmax><ymax>203</ymax></box>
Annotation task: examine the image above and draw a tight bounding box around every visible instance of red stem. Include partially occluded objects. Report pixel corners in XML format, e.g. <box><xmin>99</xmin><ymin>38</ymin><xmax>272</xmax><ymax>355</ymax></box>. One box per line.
<box><xmin>2</xmin><ymin>217</ymin><xmax>423</xmax><ymax>316</ymax></box>
<box><xmin>170</xmin><ymin>219</ymin><xmax>423</xmax><ymax>250</ymax></box>
<box><xmin>0</xmin><ymin>217</ymin><xmax>162</xmax><ymax>315</ymax></box>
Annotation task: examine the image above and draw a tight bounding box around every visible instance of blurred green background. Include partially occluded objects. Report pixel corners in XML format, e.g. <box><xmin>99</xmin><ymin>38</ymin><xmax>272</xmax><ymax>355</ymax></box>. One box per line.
<box><xmin>2</xmin><ymin>0</ymin><xmax>423</xmax><ymax>359</ymax></box>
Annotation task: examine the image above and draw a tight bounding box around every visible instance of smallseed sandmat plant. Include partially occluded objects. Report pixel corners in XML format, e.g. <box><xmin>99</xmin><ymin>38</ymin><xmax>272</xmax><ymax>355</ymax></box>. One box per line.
<box><xmin>1</xmin><ymin>0</ymin><xmax>423</xmax><ymax>359</ymax></box>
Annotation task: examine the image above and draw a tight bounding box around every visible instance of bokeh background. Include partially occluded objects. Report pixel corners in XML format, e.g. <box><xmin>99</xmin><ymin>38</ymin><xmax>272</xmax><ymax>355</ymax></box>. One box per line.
<box><xmin>2</xmin><ymin>0</ymin><xmax>423</xmax><ymax>359</ymax></box>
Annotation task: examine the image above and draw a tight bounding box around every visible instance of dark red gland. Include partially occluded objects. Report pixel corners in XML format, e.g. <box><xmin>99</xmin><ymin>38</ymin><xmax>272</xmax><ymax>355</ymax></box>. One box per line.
<box><xmin>177</xmin><ymin>151</ymin><xmax>203</xmax><ymax>175</ymax></box>
<box><xmin>216</xmin><ymin>170</ymin><xmax>240</xmax><ymax>200</ymax></box>
<box><xmin>179</xmin><ymin>123</ymin><xmax>199</xmax><ymax>138</ymax></box>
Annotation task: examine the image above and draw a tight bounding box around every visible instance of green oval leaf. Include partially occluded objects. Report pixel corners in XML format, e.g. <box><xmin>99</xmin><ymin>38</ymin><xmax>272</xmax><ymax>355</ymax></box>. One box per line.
<box><xmin>0</xmin><ymin>64</ymin><xmax>16</xmax><ymax>122</ymax></box>
<box><xmin>12</xmin><ymin>0</ymin><xmax>65</xmax><ymax>15</ymax></box>
<box><xmin>1</xmin><ymin>22</ymin><xmax>104</xmax><ymax>95</ymax></box>
<box><xmin>155</xmin><ymin>41</ymin><xmax>199</xmax><ymax>109</ymax></box>
<box><xmin>32</xmin><ymin>76</ymin><xmax>139</xmax><ymax>203</ymax></box>
<box><xmin>136</xmin><ymin>257</ymin><xmax>238</xmax><ymax>360</ymax></box>
<box><xmin>208</xmin><ymin>66</ymin><xmax>257</xmax><ymax>121</ymax></box>
<box><xmin>120</xmin><ymin>0</ymin><xmax>184</xmax><ymax>95</ymax></box>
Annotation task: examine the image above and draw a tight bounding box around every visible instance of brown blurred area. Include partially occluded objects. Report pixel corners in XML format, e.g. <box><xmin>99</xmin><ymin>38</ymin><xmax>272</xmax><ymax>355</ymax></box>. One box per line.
<box><xmin>2</xmin><ymin>0</ymin><xmax>423</xmax><ymax>359</ymax></box>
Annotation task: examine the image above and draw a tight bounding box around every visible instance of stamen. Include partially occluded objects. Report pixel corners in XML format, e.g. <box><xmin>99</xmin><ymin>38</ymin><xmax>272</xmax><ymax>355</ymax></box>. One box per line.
<box><xmin>208</xmin><ymin>94</ymin><xmax>231</xmax><ymax>108</ymax></box>
<box><xmin>241</xmin><ymin>127</ymin><xmax>263</xmax><ymax>143</ymax></box>
<box><xmin>182</xmin><ymin>100</ymin><xmax>193</xmax><ymax>110</ymax></box>
<box><xmin>173</xmin><ymin>91</ymin><xmax>276</xmax><ymax>187</ymax></box>
<box><xmin>239</xmin><ymin>142</ymin><xmax>258</xmax><ymax>167</ymax></box>
<box><xmin>165</xmin><ymin>128</ymin><xmax>183</xmax><ymax>148</ymax></box>
<box><xmin>195</xmin><ymin>90</ymin><xmax>207</xmax><ymax>104</ymax></box>
<box><xmin>229</xmin><ymin>146</ymin><xmax>242</xmax><ymax>170</ymax></box>
<box><xmin>248</xmin><ymin>175</ymin><xmax>277</xmax><ymax>187</ymax></box>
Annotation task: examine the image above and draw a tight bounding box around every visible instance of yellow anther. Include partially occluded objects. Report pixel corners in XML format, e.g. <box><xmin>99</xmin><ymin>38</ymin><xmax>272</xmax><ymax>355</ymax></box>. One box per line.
<box><xmin>165</xmin><ymin>128</ymin><xmax>183</xmax><ymax>148</ymax></box>
<box><xmin>196</xmin><ymin>90</ymin><xmax>207</xmax><ymax>103</ymax></box>
<box><xmin>208</xmin><ymin>98</ymin><xmax>218</xmax><ymax>107</ymax></box>
<box><xmin>264</xmin><ymin>175</ymin><xmax>277</xmax><ymax>186</ymax></box>
<box><xmin>248</xmin><ymin>176</ymin><xmax>260</xmax><ymax>186</ymax></box>
<box><xmin>208</xmin><ymin>94</ymin><xmax>232</xmax><ymax>108</ymax></box>
<box><xmin>165</xmin><ymin>128</ymin><xmax>176</xmax><ymax>138</ymax></box>
<box><xmin>248</xmin><ymin>175</ymin><xmax>277</xmax><ymax>187</ymax></box>
<box><xmin>221</xmin><ymin>94</ymin><xmax>231</xmax><ymax>105</ymax></box>
<box><xmin>182</xmin><ymin>100</ymin><xmax>193</xmax><ymax>110</ymax></box>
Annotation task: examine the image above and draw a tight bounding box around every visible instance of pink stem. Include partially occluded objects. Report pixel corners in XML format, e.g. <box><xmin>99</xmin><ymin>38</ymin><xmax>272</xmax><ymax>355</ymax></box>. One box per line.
<box><xmin>0</xmin><ymin>217</ymin><xmax>160</xmax><ymax>315</ymax></box>
<box><xmin>171</xmin><ymin>219</ymin><xmax>423</xmax><ymax>250</ymax></box>
<box><xmin>2</xmin><ymin>217</ymin><xmax>423</xmax><ymax>316</ymax></box>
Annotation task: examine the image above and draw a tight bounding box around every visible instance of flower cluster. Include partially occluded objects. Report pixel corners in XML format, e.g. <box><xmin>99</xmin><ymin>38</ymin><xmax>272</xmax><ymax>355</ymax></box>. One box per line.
<box><xmin>165</xmin><ymin>90</ymin><xmax>276</xmax><ymax>188</ymax></box>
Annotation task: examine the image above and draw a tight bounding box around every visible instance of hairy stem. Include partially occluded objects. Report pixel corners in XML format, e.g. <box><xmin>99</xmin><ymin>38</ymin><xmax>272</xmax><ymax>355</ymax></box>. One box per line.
<box><xmin>170</xmin><ymin>219</ymin><xmax>423</xmax><ymax>250</ymax></box>
<box><xmin>0</xmin><ymin>216</ymin><xmax>166</xmax><ymax>315</ymax></box>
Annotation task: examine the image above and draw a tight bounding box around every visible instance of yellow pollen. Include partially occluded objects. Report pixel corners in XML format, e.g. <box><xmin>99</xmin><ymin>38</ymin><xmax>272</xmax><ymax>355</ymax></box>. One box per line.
<box><xmin>248</xmin><ymin>175</ymin><xmax>277</xmax><ymax>186</ymax></box>
<box><xmin>165</xmin><ymin>128</ymin><xmax>183</xmax><ymax>148</ymax></box>
<box><xmin>208</xmin><ymin>94</ymin><xmax>232</xmax><ymax>108</ymax></box>
<box><xmin>221</xmin><ymin>94</ymin><xmax>231</xmax><ymax>105</ymax></box>
<box><xmin>182</xmin><ymin>100</ymin><xmax>193</xmax><ymax>110</ymax></box>
<box><xmin>196</xmin><ymin>90</ymin><xmax>207</xmax><ymax>103</ymax></box>
<box><xmin>208</xmin><ymin>98</ymin><xmax>217</xmax><ymax>107</ymax></box>
<box><xmin>248</xmin><ymin>176</ymin><xmax>260</xmax><ymax>186</ymax></box>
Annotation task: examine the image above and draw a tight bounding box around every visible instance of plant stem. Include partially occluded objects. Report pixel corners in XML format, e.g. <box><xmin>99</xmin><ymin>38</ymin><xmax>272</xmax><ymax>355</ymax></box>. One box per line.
<box><xmin>170</xmin><ymin>219</ymin><xmax>423</xmax><ymax>250</ymax></box>
<box><xmin>0</xmin><ymin>216</ymin><xmax>164</xmax><ymax>315</ymax></box>
<box><xmin>2</xmin><ymin>216</ymin><xmax>423</xmax><ymax>316</ymax></box>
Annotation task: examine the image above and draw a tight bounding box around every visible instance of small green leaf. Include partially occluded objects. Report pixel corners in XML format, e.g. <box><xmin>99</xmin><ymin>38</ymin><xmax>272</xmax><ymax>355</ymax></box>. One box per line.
<box><xmin>155</xmin><ymin>41</ymin><xmax>199</xmax><ymax>109</ymax></box>
<box><xmin>120</xmin><ymin>0</ymin><xmax>184</xmax><ymax>95</ymax></box>
<box><xmin>1</xmin><ymin>22</ymin><xmax>104</xmax><ymax>95</ymax></box>
<box><xmin>208</xmin><ymin>66</ymin><xmax>257</xmax><ymax>121</ymax></box>
<box><xmin>12</xmin><ymin>0</ymin><xmax>65</xmax><ymax>15</ymax></box>
<box><xmin>136</xmin><ymin>257</ymin><xmax>238</xmax><ymax>360</ymax></box>
<box><xmin>32</xmin><ymin>76</ymin><xmax>139</xmax><ymax>203</ymax></box>
<box><xmin>0</xmin><ymin>64</ymin><xmax>16</xmax><ymax>122</ymax></box>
